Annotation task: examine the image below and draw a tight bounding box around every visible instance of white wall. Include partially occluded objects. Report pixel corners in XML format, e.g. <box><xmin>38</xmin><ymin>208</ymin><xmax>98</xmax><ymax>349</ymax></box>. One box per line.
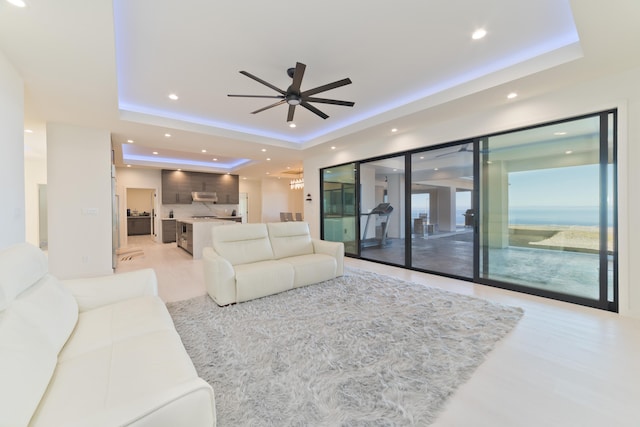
<box><xmin>127</xmin><ymin>188</ymin><xmax>154</xmax><ymax>214</ymax></box>
<box><xmin>261</xmin><ymin>178</ymin><xmax>292</xmax><ymax>223</ymax></box>
<box><xmin>304</xmin><ymin>66</ymin><xmax>640</xmax><ymax>318</ymax></box>
<box><xmin>47</xmin><ymin>123</ymin><xmax>113</xmax><ymax>278</ymax></box>
<box><xmin>239</xmin><ymin>179</ymin><xmax>262</xmax><ymax>223</ymax></box>
<box><xmin>0</xmin><ymin>50</ymin><xmax>25</xmax><ymax>249</ymax></box>
<box><xmin>289</xmin><ymin>188</ymin><xmax>305</xmax><ymax>218</ymax></box>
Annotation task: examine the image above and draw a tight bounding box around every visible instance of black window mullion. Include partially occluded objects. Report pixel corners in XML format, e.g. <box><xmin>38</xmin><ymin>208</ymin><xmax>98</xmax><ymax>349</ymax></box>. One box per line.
<box><xmin>598</xmin><ymin>113</ymin><xmax>609</xmax><ymax>307</ymax></box>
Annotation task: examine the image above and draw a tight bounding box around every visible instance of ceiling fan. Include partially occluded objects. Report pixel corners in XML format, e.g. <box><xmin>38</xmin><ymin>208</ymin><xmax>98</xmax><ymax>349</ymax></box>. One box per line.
<box><xmin>228</xmin><ymin>62</ymin><xmax>354</xmax><ymax>122</ymax></box>
<box><xmin>436</xmin><ymin>144</ymin><xmax>473</xmax><ymax>158</ymax></box>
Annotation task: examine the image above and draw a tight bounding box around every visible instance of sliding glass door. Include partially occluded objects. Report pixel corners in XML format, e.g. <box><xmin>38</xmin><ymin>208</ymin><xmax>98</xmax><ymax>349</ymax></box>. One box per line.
<box><xmin>320</xmin><ymin>110</ymin><xmax>617</xmax><ymax>311</ymax></box>
<box><xmin>359</xmin><ymin>155</ymin><xmax>406</xmax><ymax>265</ymax></box>
<box><xmin>478</xmin><ymin>112</ymin><xmax>617</xmax><ymax>309</ymax></box>
<box><xmin>321</xmin><ymin>163</ymin><xmax>358</xmax><ymax>255</ymax></box>
<box><xmin>410</xmin><ymin>143</ymin><xmax>474</xmax><ymax>278</ymax></box>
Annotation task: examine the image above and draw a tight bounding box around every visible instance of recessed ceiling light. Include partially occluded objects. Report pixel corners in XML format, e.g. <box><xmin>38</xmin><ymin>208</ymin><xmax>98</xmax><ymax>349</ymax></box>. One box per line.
<box><xmin>164</xmin><ymin>133</ymin><xmax>171</xmax><ymax>138</ymax></box>
<box><xmin>168</xmin><ymin>93</ymin><xmax>179</xmax><ymax>100</ymax></box>
<box><xmin>152</xmin><ymin>151</ymin><xmax>158</xmax><ymax>155</ymax></box>
<box><xmin>266</xmin><ymin>158</ymin><xmax>271</xmax><ymax>161</ymax></box>
<box><xmin>507</xmin><ymin>92</ymin><xmax>518</xmax><ymax>99</ymax></box>
<box><xmin>24</xmin><ymin>129</ymin><xmax>33</xmax><ymax>133</ymax></box>
<box><xmin>6</xmin><ymin>0</ymin><xmax>27</xmax><ymax>7</ymax></box>
<box><xmin>127</xmin><ymin>139</ymin><xmax>134</xmax><ymax>143</ymax></box>
<box><xmin>289</xmin><ymin>123</ymin><xmax>296</xmax><ymax>128</ymax></box>
<box><xmin>201</xmin><ymin>149</ymin><xmax>207</xmax><ymax>153</ymax></box>
<box><xmin>261</xmin><ymin>148</ymin><xmax>267</xmax><ymax>152</ymax></box>
<box><xmin>126</xmin><ymin>164</ymin><xmax>131</xmax><ymax>168</ymax></box>
<box><xmin>565</xmin><ymin>150</ymin><xmax>573</xmax><ymax>154</ymax></box>
<box><xmin>391</xmin><ymin>128</ymin><xmax>398</xmax><ymax>133</ymax></box>
<box><xmin>472</xmin><ymin>29</ymin><xmax>487</xmax><ymax>40</ymax></box>
<box><xmin>434</xmin><ymin>168</ymin><xmax>439</xmax><ymax>171</ymax></box>
<box><xmin>213</xmin><ymin>158</ymin><xmax>218</xmax><ymax>161</ymax></box>
<box><xmin>554</xmin><ymin>131</ymin><xmax>568</xmax><ymax>136</ymax></box>
<box><xmin>331</xmin><ymin>146</ymin><xmax>336</xmax><ymax>150</ymax></box>
<box><xmin>419</xmin><ymin>156</ymin><xmax>424</xmax><ymax>160</ymax></box>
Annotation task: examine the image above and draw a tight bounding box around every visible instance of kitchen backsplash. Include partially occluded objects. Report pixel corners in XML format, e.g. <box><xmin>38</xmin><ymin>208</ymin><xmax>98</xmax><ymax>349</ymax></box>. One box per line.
<box><xmin>161</xmin><ymin>203</ymin><xmax>239</xmax><ymax>219</ymax></box>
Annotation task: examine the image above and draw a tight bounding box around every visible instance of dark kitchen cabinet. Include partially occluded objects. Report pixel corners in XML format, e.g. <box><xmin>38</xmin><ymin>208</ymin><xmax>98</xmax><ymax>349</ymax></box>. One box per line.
<box><xmin>215</xmin><ymin>174</ymin><xmax>240</xmax><ymax>204</ymax></box>
<box><xmin>162</xmin><ymin>219</ymin><xmax>177</xmax><ymax>243</ymax></box>
<box><xmin>190</xmin><ymin>171</ymin><xmax>217</xmax><ymax>192</ymax></box>
<box><xmin>127</xmin><ymin>217</ymin><xmax>152</xmax><ymax>235</ymax></box>
<box><xmin>161</xmin><ymin>170</ymin><xmax>192</xmax><ymax>204</ymax></box>
<box><xmin>162</xmin><ymin>170</ymin><xmax>239</xmax><ymax>205</ymax></box>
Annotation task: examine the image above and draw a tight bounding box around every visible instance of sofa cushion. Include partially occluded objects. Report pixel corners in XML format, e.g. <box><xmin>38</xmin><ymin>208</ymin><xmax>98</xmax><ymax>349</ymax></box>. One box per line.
<box><xmin>58</xmin><ymin>295</ymin><xmax>175</xmax><ymax>361</ymax></box>
<box><xmin>280</xmin><ymin>254</ymin><xmax>337</xmax><ymax>288</ymax></box>
<box><xmin>30</xmin><ymin>296</ymin><xmax>201</xmax><ymax>427</ymax></box>
<box><xmin>30</xmin><ymin>330</ymin><xmax>200</xmax><ymax>427</ymax></box>
<box><xmin>267</xmin><ymin>222</ymin><xmax>314</xmax><ymax>260</ymax></box>
<box><xmin>0</xmin><ymin>274</ymin><xmax>78</xmax><ymax>427</ymax></box>
<box><xmin>212</xmin><ymin>223</ymin><xmax>274</xmax><ymax>265</ymax></box>
<box><xmin>234</xmin><ymin>260</ymin><xmax>294</xmax><ymax>302</ymax></box>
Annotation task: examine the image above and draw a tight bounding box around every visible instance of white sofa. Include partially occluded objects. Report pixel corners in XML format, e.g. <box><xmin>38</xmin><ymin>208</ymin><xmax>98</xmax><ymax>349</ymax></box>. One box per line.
<box><xmin>0</xmin><ymin>243</ymin><xmax>216</xmax><ymax>427</ymax></box>
<box><xmin>203</xmin><ymin>222</ymin><xmax>344</xmax><ymax>306</ymax></box>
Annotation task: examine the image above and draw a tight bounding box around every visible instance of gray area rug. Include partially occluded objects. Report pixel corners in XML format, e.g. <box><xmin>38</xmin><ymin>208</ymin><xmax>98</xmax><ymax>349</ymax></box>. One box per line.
<box><xmin>167</xmin><ymin>268</ymin><xmax>523</xmax><ymax>426</ymax></box>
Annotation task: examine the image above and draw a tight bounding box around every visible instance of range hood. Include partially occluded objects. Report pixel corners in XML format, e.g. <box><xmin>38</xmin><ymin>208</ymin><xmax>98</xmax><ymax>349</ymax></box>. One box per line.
<box><xmin>191</xmin><ymin>191</ymin><xmax>218</xmax><ymax>203</ymax></box>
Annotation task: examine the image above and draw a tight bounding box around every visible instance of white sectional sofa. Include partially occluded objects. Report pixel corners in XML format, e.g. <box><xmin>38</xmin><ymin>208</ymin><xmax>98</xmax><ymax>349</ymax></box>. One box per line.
<box><xmin>202</xmin><ymin>222</ymin><xmax>344</xmax><ymax>306</ymax></box>
<box><xmin>0</xmin><ymin>243</ymin><xmax>216</xmax><ymax>427</ymax></box>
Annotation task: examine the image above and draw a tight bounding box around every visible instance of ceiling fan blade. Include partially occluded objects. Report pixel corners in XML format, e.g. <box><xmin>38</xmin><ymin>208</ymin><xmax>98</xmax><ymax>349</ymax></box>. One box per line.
<box><xmin>287</xmin><ymin>105</ymin><xmax>296</xmax><ymax>122</ymax></box>
<box><xmin>435</xmin><ymin>145</ymin><xmax>472</xmax><ymax>158</ymax></box>
<box><xmin>251</xmin><ymin>99</ymin><xmax>286</xmax><ymax>114</ymax></box>
<box><xmin>301</xmin><ymin>101</ymin><xmax>329</xmax><ymax>119</ymax></box>
<box><xmin>290</xmin><ymin>62</ymin><xmax>306</xmax><ymax>93</ymax></box>
<box><xmin>302</xmin><ymin>78</ymin><xmax>352</xmax><ymax>97</ymax></box>
<box><xmin>304</xmin><ymin>97</ymin><xmax>355</xmax><ymax>107</ymax></box>
<box><xmin>239</xmin><ymin>71</ymin><xmax>286</xmax><ymax>95</ymax></box>
<box><xmin>228</xmin><ymin>94</ymin><xmax>284</xmax><ymax>99</ymax></box>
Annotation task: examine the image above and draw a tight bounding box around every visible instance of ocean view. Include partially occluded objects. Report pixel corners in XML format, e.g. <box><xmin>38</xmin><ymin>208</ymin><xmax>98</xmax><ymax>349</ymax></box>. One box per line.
<box><xmin>411</xmin><ymin>206</ymin><xmax>610</xmax><ymax>228</ymax></box>
<box><xmin>508</xmin><ymin>206</ymin><xmax>609</xmax><ymax>227</ymax></box>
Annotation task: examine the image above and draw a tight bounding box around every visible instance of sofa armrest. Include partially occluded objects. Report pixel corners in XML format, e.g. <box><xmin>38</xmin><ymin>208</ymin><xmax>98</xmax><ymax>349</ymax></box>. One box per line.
<box><xmin>312</xmin><ymin>239</ymin><xmax>345</xmax><ymax>276</ymax></box>
<box><xmin>62</xmin><ymin>378</ymin><xmax>216</xmax><ymax>427</ymax></box>
<box><xmin>61</xmin><ymin>268</ymin><xmax>158</xmax><ymax>312</ymax></box>
<box><xmin>202</xmin><ymin>247</ymin><xmax>237</xmax><ymax>306</ymax></box>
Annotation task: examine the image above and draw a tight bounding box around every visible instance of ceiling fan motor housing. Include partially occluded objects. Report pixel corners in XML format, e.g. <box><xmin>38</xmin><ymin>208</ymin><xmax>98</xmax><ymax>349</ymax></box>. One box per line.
<box><xmin>286</xmin><ymin>93</ymin><xmax>302</xmax><ymax>105</ymax></box>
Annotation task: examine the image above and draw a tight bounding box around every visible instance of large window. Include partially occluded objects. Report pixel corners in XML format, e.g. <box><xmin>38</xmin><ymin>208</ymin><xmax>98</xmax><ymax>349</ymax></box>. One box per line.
<box><xmin>321</xmin><ymin>110</ymin><xmax>618</xmax><ymax>311</ymax></box>
<box><xmin>479</xmin><ymin>112</ymin><xmax>617</xmax><ymax>309</ymax></box>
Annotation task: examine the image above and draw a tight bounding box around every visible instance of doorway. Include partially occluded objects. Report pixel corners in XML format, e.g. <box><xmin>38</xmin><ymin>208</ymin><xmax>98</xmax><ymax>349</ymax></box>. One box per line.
<box><xmin>126</xmin><ymin>188</ymin><xmax>157</xmax><ymax>240</ymax></box>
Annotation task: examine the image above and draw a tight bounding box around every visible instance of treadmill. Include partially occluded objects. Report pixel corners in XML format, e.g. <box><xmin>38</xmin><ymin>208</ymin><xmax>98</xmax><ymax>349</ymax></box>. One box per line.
<box><xmin>360</xmin><ymin>203</ymin><xmax>394</xmax><ymax>248</ymax></box>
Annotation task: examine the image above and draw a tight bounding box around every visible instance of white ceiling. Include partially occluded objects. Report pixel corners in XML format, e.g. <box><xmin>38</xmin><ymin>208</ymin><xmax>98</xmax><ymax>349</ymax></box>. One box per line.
<box><xmin>1</xmin><ymin>0</ymin><xmax>639</xmax><ymax>180</ymax></box>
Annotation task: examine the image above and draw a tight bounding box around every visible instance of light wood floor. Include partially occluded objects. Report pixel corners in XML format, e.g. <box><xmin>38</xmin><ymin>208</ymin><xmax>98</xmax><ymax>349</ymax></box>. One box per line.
<box><xmin>117</xmin><ymin>235</ymin><xmax>640</xmax><ymax>426</ymax></box>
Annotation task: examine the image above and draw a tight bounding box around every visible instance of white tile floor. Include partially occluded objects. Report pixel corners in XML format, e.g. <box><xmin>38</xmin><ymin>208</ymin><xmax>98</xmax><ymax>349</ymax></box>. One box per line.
<box><xmin>117</xmin><ymin>235</ymin><xmax>640</xmax><ymax>426</ymax></box>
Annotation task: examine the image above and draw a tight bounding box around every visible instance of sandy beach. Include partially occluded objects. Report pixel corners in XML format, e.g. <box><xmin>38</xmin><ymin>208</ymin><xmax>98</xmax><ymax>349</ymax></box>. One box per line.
<box><xmin>509</xmin><ymin>225</ymin><xmax>612</xmax><ymax>253</ymax></box>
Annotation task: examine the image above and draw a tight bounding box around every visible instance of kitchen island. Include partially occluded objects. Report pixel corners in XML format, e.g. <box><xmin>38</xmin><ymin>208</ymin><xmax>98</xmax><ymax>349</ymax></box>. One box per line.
<box><xmin>176</xmin><ymin>218</ymin><xmax>237</xmax><ymax>259</ymax></box>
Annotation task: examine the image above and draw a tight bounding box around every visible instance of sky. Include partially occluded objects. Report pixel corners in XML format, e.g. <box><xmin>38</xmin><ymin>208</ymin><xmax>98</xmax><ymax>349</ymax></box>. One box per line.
<box><xmin>509</xmin><ymin>164</ymin><xmax>600</xmax><ymax>207</ymax></box>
